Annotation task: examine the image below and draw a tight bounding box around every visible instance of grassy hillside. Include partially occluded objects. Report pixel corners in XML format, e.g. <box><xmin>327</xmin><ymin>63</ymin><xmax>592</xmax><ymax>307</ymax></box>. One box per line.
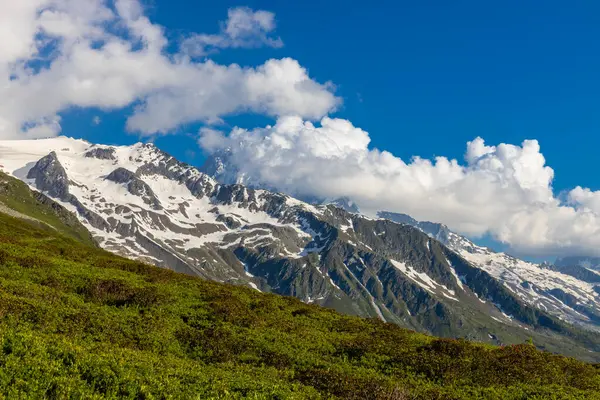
<box><xmin>0</xmin><ymin>209</ymin><xmax>599</xmax><ymax>398</ymax></box>
<box><xmin>0</xmin><ymin>171</ymin><xmax>95</xmax><ymax>246</ymax></box>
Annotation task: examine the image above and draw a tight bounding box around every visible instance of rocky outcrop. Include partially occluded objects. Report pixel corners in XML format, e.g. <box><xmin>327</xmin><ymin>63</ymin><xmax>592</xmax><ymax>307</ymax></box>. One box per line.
<box><xmin>85</xmin><ymin>147</ymin><xmax>116</xmax><ymax>160</ymax></box>
<box><xmin>106</xmin><ymin>168</ymin><xmax>162</xmax><ymax>209</ymax></box>
<box><xmin>27</xmin><ymin>152</ymin><xmax>70</xmax><ymax>200</ymax></box>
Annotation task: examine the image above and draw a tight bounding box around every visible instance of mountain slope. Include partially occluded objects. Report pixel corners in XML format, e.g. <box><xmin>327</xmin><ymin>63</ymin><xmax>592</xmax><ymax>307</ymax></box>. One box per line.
<box><xmin>0</xmin><ymin>206</ymin><xmax>599</xmax><ymax>398</ymax></box>
<box><xmin>0</xmin><ymin>171</ymin><xmax>95</xmax><ymax>246</ymax></box>
<box><xmin>2</xmin><ymin>137</ymin><xmax>600</xmax><ymax>361</ymax></box>
<box><xmin>379</xmin><ymin>211</ymin><xmax>600</xmax><ymax>332</ymax></box>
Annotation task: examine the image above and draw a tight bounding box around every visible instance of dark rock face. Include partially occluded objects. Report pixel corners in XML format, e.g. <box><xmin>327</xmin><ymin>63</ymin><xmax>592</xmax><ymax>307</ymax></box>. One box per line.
<box><xmin>105</xmin><ymin>167</ymin><xmax>136</xmax><ymax>184</ymax></box>
<box><xmin>106</xmin><ymin>168</ymin><xmax>162</xmax><ymax>210</ymax></box>
<box><xmin>85</xmin><ymin>147</ymin><xmax>116</xmax><ymax>160</ymax></box>
<box><xmin>216</xmin><ymin>214</ymin><xmax>242</xmax><ymax>229</ymax></box>
<box><xmin>27</xmin><ymin>152</ymin><xmax>71</xmax><ymax>200</ymax></box>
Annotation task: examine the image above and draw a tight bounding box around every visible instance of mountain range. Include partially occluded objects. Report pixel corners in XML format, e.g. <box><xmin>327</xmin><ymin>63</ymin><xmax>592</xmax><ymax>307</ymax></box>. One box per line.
<box><xmin>1</xmin><ymin>136</ymin><xmax>600</xmax><ymax>361</ymax></box>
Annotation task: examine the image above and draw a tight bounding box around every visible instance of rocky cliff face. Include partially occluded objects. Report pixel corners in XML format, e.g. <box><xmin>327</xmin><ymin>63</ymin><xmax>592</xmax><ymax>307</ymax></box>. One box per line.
<box><xmin>2</xmin><ymin>136</ymin><xmax>600</xmax><ymax>360</ymax></box>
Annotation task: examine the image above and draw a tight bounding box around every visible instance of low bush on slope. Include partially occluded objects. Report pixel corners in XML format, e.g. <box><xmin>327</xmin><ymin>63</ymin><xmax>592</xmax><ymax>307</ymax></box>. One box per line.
<box><xmin>0</xmin><ymin>211</ymin><xmax>599</xmax><ymax>399</ymax></box>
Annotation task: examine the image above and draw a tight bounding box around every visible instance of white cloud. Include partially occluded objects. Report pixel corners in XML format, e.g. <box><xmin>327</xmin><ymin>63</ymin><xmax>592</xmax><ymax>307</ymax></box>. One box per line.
<box><xmin>0</xmin><ymin>1</ymin><xmax>338</xmax><ymax>139</ymax></box>
<box><xmin>92</xmin><ymin>116</ymin><xmax>101</xmax><ymax>125</ymax></box>
<box><xmin>181</xmin><ymin>7</ymin><xmax>283</xmax><ymax>57</ymax></box>
<box><xmin>199</xmin><ymin>116</ymin><xmax>600</xmax><ymax>257</ymax></box>
<box><xmin>125</xmin><ymin>58</ymin><xmax>340</xmax><ymax>134</ymax></box>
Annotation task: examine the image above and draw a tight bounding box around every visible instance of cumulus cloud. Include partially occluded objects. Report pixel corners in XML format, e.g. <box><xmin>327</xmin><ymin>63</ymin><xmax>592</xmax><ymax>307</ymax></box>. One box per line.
<box><xmin>181</xmin><ymin>7</ymin><xmax>283</xmax><ymax>57</ymax></box>
<box><xmin>125</xmin><ymin>58</ymin><xmax>339</xmax><ymax>134</ymax></box>
<box><xmin>0</xmin><ymin>1</ymin><xmax>338</xmax><ymax>139</ymax></box>
<box><xmin>198</xmin><ymin>116</ymin><xmax>600</xmax><ymax>257</ymax></box>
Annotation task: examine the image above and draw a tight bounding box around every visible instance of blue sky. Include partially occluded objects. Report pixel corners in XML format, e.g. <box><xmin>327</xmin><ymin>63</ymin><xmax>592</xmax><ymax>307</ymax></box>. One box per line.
<box><xmin>60</xmin><ymin>0</ymin><xmax>600</xmax><ymax>193</ymax></box>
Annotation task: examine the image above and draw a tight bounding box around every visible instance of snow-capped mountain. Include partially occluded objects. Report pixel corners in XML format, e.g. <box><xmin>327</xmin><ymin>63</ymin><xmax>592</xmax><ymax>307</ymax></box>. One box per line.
<box><xmin>2</xmin><ymin>137</ymin><xmax>600</xmax><ymax>360</ymax></box>
<box><xmin>379</xmin><ymin>212</ymin><xmax>600</xmax><ymax>332</ymax></box>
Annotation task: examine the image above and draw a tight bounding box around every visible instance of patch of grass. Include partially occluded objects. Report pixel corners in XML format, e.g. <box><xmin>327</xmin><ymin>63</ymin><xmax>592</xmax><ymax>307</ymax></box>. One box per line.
<box><xmin>0</xmin><ymin>211</ymin><xmax>598</xmax><ymax>399</ymax></box>
<box><xmin>0</xmin><ymin>171</ymin><xmax>95</xmax><ymax>246</ymax></box>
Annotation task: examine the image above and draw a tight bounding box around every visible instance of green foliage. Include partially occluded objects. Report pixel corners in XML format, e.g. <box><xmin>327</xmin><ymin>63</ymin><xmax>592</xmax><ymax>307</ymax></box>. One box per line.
<box><xmin>0</xmin><ymin>171</ymin><xmax>95</xmax><ymax>246</ymax></box>
<box><xmin>0</xmin><ymin>211</ymin><xmax>599</xmax><ymax>399</ymax></box>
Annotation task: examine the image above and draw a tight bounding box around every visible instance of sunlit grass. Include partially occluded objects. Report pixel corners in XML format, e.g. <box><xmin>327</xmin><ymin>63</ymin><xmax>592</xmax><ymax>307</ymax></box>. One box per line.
<box><xmin>0</xmin><ymin>210</ymin><xmax>598</xmax><ymax>399</ymax></box>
